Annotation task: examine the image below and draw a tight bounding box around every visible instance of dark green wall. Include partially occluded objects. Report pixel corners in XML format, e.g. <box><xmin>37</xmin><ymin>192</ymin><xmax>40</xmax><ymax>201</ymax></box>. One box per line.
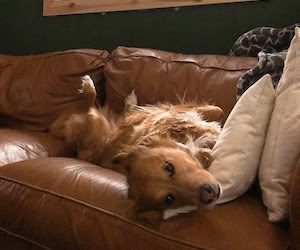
<box><xmin>0</xmin><ymin>0</ymin><xmax>299</xmax><ymax>55</ymax></box>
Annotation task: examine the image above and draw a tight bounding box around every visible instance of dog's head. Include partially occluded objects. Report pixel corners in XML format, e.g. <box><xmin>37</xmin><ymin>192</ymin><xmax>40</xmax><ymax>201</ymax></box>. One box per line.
<box><xmin>112</xmin><ymin>136</ymin><xmax>221</xmax><ymax>221</ymax></box>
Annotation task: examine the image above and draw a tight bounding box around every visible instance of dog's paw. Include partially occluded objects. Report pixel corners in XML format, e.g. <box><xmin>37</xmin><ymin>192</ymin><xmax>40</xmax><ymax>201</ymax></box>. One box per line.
<box><xmin>163</xmin><ymin>206</ymin><xmax>198</xmax><ymax>220</ymax></box>
<box><xmin>125</xmin><ymin>90</ymin><xmax>138</xmax><ymax>110</ymax></box>
<box><xmin>78</xmin><ymin>75</ymin><xmax>96</xmax><ymax>94</ymax></box>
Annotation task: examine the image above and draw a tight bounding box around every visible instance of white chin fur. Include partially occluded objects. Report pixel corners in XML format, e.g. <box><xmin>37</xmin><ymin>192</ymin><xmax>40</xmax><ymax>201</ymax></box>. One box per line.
<box><xmin>163</xmin><ymin>206</ymin><xmax>198</xmax><ymax>220</ymax></box>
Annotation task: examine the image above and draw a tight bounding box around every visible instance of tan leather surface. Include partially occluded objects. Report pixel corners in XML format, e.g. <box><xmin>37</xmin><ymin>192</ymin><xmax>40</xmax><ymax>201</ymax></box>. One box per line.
<box><xmin>0</xmin><ymin>49</ymin><xmax>109</xmax><ymax>131</ymax></box>
<box><xmin>0</xmin><ymin>47</ymin><xmax>292</xmax><ymax>249</ymax></box>
<box><xmin>104</xmin><ymin>46</ymin><xmax>258</xmax><ymax>123</ymax></box>
<box><xmin>0</xmin><ymin>128</ymin><xmax>72</xmax><ymax>167</ymax></box>
<box><xmin>0</xmin><ymin>230</ymin><xmax>45</xmax><ymax>250</ymax></box>
<box><xmin>0</xmin><ymin>158</ymin><xmax>289</xmax><ymax>249</ymax></box>
<box><xmin>291</xmin><ymin>158</ymin><xmax>300</xmax><ymax>249</ymax></box>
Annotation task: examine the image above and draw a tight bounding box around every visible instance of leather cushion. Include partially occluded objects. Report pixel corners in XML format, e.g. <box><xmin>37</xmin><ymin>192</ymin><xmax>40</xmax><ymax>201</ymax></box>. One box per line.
<box><xmin>104</xmin><ymin>46</ymin><xmax>258</xmax><ymax>123</ymax></box>
<box><xmin>0</xmin><ymin>49</ymin><xmax>109</xmax><ymax>131</ymax></box>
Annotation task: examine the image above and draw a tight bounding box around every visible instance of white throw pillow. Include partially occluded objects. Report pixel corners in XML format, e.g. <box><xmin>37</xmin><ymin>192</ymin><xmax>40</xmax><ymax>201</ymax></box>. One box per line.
<box><xmin>259</xmin><ymin>27</ymin><xmax>300</xmax><ymax>222</ymax></box>
<box><xmin>209</xmin><ymin>74</ymin><xmax>275</xmax><ymax>204</ymax></box>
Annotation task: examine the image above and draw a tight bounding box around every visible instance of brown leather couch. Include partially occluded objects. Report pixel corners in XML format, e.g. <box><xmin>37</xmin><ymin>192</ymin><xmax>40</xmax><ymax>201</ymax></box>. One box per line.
<box><xmin>0</xmin><ymin>47</ymin><xmax>299</xmax><ymax>250</ymax></box>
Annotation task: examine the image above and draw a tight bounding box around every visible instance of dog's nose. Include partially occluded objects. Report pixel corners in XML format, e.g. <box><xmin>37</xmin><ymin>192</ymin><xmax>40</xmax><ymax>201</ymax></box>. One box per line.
<box><xmin>198</xmin><ymin>183</ymin><xmax>217</xmax><ymax>204</ymax></box>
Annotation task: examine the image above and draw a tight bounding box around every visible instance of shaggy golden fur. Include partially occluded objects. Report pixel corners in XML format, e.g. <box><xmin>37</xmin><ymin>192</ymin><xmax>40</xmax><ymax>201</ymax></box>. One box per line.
<box><xmin>50</xmin><ymin>75</ymin><xmax>224</xmax><ymax>220</ymax></box>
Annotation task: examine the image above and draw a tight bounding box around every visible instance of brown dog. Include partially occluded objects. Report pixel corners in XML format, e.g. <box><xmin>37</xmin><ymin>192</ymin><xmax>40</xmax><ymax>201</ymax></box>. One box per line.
<box><xmin>50</xmin><ymin>75</ymin><xmax>224</xmax><ymax>220</ymax></box>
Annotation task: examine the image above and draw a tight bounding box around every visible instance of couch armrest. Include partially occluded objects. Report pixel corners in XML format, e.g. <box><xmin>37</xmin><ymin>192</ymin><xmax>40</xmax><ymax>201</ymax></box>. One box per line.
<box><xmin>0</xmin><ymin>158</ymin><xmax>200</xmax><ymax>250</ymax></box>
<box><xmin>0</xmin><ymin>128</ymin><xmax>71</xmax><ymax>167</ymax></box>
<box><xmin>290</xmin><ymin>157</ymin><xmax>300</xmax><ymax>249</ymax></box>
<box><xmin>0</xmin><ymin>158</ymin><xmax>130</xmax><ymax>249</ymax></box>
<box><xmin>0</xmin><ymin>157</ymin><xmax>290</xmax><ymax>249</ymax></box>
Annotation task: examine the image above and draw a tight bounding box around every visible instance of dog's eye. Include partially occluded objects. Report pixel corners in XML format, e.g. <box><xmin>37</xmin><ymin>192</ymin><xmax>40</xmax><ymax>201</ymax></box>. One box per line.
<box><xmin>164</xmin><ymin>193</ymin><xmax>175</xmax><ymax>206</ymax></box>
<box><xmin>164</xmin><ymin>162</ymin><xmax>175</xmax><ymax>177</ymax></box>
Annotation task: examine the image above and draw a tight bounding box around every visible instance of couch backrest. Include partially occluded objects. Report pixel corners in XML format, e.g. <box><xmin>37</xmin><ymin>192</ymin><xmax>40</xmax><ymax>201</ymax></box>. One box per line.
<box><xmin>0</xmin><ymin>47</ymin><xmax>258</xmax><ymax>131</ymax></box>
<box><xmin>0</xmin><ymin>49</ymin><xmax>109</xmax><ymax>131</ymax></box>
<box><xmin>104</xmin><ymin>46</ymin><xmax>258</xmax><ymax>123</ymax></box>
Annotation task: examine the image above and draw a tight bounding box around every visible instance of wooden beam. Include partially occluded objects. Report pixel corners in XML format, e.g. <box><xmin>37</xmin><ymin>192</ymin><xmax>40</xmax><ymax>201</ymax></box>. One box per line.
<box><xmin>43</xmin><ymin>0</ymin><xmax>259</xmax><ymax>16</ymax></box>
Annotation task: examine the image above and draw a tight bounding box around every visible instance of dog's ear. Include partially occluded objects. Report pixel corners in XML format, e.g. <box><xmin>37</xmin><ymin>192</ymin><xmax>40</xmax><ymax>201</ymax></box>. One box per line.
<box><xmin>111</xmin><ymin>151</ymin><xmax>129</xmax><ymax>165</ymax></box>
<box><xmin>138</xmin><ymin>210</ymin><xmax>163</xmax><ymax>227</ymax></box>
<box><xmin>121</xmin><ymin>200</ymin><xmax>163</xmax><ymax>227</ymax></box>
<box><xmin>119</xmin><ymin>199</ymin><xmax>139</xmax><ymax>220</ymax></box>
<box><xmin>111</xmin><ymin>151</ymin><xmax>133</xmax><ymax>175</ymax></box>
<box><xmin>195</xmin><ymin>148</ymin><xmax>213</xmax><ymax>169</ymax></box>
<box><xmin>111</xmin><ymin>145</ymin><xmax>148</xmax><ymax>174</ymax></box>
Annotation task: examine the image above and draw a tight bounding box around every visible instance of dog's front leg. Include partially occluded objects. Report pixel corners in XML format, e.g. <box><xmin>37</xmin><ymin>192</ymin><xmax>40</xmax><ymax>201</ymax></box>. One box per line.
<box><xmin>195</xmin><ymin>105</ymin><xmax>224</xmax><ymax>122</ymax></box>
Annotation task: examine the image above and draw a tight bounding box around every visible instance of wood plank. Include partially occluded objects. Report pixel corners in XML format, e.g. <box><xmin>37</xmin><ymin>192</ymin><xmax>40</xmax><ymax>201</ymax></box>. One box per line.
<box><xmin>43</xmin><ymin>0</ymin><xmax>259</xmax><ymax>16</ymax></box>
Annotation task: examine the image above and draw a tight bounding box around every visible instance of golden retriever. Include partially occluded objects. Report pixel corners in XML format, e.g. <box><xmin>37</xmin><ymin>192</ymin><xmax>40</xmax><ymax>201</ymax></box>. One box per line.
<box><xmin>50</xmin><ymin>75</ymin><xmax>224</xmax><ymax>221</ymax></box>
